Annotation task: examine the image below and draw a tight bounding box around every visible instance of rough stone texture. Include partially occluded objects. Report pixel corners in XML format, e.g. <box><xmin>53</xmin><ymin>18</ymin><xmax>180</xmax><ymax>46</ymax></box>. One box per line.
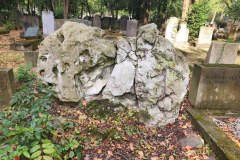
<box><xmin>0</xmin><ymin>68</ymin><xmax>15</xmax><ymax>106</ymax></box>
<box><xmin>38</xmin><ymin>22</ymin><xmax>116</xmax><ymax>102</ymax></box>
<box><xmin>189</xmin><ymin>64</ymin><xmax>240</xmax><ymax>110</ymax></box>
<box><xmin>24</xmin><ymin>51</ymin><xmax>39</xmax><ymax>67</ymax></box>
<box><xmin>55</xmin><ymin>19</ymin><xmax>92</xmax><ymax>30</ymax></box>
<box><xmin>205</xmin><ymin>42</ymin><xmax>239</xmax><ymax>64</ymax></box>
<box><xmin>38</xmin><ymin>22</ymin><xmax>189</xmax><ymax>126</ymax></box>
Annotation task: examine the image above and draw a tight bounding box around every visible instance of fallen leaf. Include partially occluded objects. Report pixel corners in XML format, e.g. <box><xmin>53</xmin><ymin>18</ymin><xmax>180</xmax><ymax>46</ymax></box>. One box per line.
<box><xmin>169</xmin><ymin>155</ymin><xmax>175</xmax><ymax>160</ymax></box>
<box><xmin>138</xmin><ymin>151</ymin><xmax>144</xmax><ymax>159</ymax></box>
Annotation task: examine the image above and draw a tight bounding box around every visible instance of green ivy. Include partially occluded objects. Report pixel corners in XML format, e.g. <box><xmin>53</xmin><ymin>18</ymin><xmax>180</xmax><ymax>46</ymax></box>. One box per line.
<box><xmin>187</xmin><ymin>0</ymin><xmax>210</xmax><ymax>42</ymax></box>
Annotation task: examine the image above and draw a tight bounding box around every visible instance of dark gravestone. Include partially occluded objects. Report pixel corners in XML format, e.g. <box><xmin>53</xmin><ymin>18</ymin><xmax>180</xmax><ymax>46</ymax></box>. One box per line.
<box><xmin>120</xmin><ymin>16</ymin><xmax>129</xmax><ymax>31</ymax></box>
<box><xmin>93</xmin><ymin>15</ymin><xmax>101</xmax><ymax>28</ymax></box>
<box><xmin>126</xmin><ymin>20</ymin><xmax>138</xmax><ymax>37</ymax></box>
<box><xmin>24</xmin><ymin>51</ymin><xmax>39</xmax><ymax>67</ymax></box>
<box><xmin>102</xmin><ymin>17</ymin><xmax>110</xmax><ymax>29</ymax></box>
<box><xmin>24</xmin><ymin>26</ymin><xmax>39</xmax><ymax>39</ymax></box>
<box><xmin>21</xmin><ymin>15</ymin><xmax>40</xmax><ymax>33</ymax></box>
<box><xmin>189</xmin><ymin>64</ymin><xmax>240</xmax><ymax>110</ymax></box>
<box><xmin>0</xmin><ymin>68</ymin><xmax>15</xmax><ymax>106</ymax></box>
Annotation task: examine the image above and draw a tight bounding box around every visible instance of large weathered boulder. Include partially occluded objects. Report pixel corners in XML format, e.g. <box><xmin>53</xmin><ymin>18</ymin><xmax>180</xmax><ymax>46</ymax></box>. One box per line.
<box><xmin>38</xmin><ymin>22</ymin><xmax>189</xmax><ymax>126</ymax></box>
<box><xmin>38</xmin><ymin>22</ymin><xmax>116</xmax><ymax>102</ymax></box>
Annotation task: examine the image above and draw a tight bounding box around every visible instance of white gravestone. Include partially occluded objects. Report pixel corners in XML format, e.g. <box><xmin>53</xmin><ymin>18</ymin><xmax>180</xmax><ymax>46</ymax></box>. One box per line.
<box><xmin>42</xmin><ymin>11</ymin><xmax>55</xmax><ymax>37</ymax></box>
<box><xmin>165</xmin><ymin>17</ymin><xmax>179</xmax><ymax>43</ymax></box>
<box><xmin>197</xmin><ymin>26</ymin><xmax>214</xmax><ymax>47</ymax></box>
<box><xmin>174</xmin><ymin>23</ymin><xmax>189</xmax><ymax>47</ymax></box>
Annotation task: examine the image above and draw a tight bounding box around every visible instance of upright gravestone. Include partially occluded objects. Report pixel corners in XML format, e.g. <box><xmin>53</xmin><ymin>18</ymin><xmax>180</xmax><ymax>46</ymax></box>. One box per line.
<box><xmin>21</xmin><ymin>15</ymin><xmax>40</xmax><ymax>33</ymax></box>
<box><xmin>205</xmin><ymin>42</ymin><xmax>239</xmax><ymax>64</ymax></box>
<box><xmin>174</xmin><ymin>22</ymin><xmax>189</xmax><ymax>47</ymax></box>
<box><xmin>120</xmin><ymin>16</ymin><xmax>129</xmax><ymax>32</ymax></box>
<box><xmin>93</xmin><ymin>15</ymin><xmax>101</xmax><ymax>28</ymax></box>
<box><xmin>42</xmin><ymin>11</ymin><xmax>55</xmax><ymax>37</ymax></box>
<box><xmin>189</xmin><ymin>64</ymin><xmax>240</xmax><ymax>110</ymax></box>
<box><xmin>165</xmin><ymin>17</ymin><xmax>179</xmax><ymax>43</ymax></box>
<box><xmin>24</xmin><ymin>51</ymin><xmax>39</xmax><ymax>67</ymax></box>
<box><xmin>197</xmin><ymin>26</ymin><xmax>214</xmax><ymax>48</ymax></box>
<box><xmin>126</xmin><ymin>20</ymin><xmax>138</xmax><ymax>37</ymax></box>
<box><xmin>0</xmin><ymin>68</ymin><xmax>15</xmax><ymax>106</ymax></box>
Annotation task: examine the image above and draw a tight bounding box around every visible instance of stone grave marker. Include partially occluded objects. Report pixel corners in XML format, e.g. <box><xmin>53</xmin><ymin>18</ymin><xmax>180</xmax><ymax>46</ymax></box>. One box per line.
<box><xmin>189</xmin><ymin>64</ymin><xmax>240</xmax><ymax>110</ymax></box>
<box><xmin>21</xmin><ymin>15</ymin><xmax>39</xmax><ymax>33</ymax></box>
<box><xmin>23</xmin><ymin>26</ymin><xmax>39</xmax><ymax>39</ymax></box>
<box><xmin>0</xmin><ymin>68</ymin><xmax>15</xmax><ymax>106</ymax></box>
<box><xmin>197</xmin><ymin>26</ymin><xmax>214</xmax><ymax>48</ymax></box>
<box><xmin>42</xmin><ymin>11</ymin><xmax>55</xmax><ymax>37</ymax></box>
<box><xmin>24</xmin><ymin>51</ymin><xmax>39</xmax><ymax>67</ymax></box>
<box><xmin>165</xmin><ymin>17</ymin><xmax>179</xmax><ymax>43</ymax></box>
<box><xmin>174</xmin><ymin>22</ymin><xmax>189</xmax><ymax>47</ymax></box>
<box><xmin>120</xmin><ymin>16</ymin><xmax>129</xmax><ymax>32</ymax></box>
<box><xmin>93</xmin><ymin>15</ymin><xmax>101</xmax><ymax>28</ymax></box>
<box><xmin>126</xmin><ymin>20</ymin><xmax>138</xmax><ymax>37</ymax></box>
<box><xmin>205</xmin><ymin>42</ymin><xmax>239</xmax><ymax>64</ymax></box>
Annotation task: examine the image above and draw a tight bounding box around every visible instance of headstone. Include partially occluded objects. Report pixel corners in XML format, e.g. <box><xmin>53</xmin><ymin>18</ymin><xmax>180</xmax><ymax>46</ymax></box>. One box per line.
<box><xmin>23</xmin><ymin>26</ymin><xmax>39</xmax><ymax>39</ymax></box>
<box><xmin>93</xmin><ymin>15</ymin><xmax>101</xmax><ymax>28</ymax></box>
<box><xmin>0</xmin><ymin>68</ymin><xmax>15</xmax><ymax>106</ymax></box>
<box><xmin>197</xmin><ymin>26</ymin><xmax>214</xmax><ymax>48</ymax></box>
<box><xmin>120</xmin><ymin>16</ymin><xmax>129</xmax><ymax>32</ymax></box>
<box><xmin>21</xmin><ymin>15</ymin><xmax>39</xmax><ymax>33</ymax></box>
<box><xmin>174</xmin><ymin>22</ymin><xmax>189</xmax><ymax>47</ymax></box>
<box><xmin>126</xmin><ymin>20</ymin><xmax>138</xmax><ymax>37</ymax></box>
<box><xmin>189</xmin><ymin>64</ymin><xmax>240</xmax><ymax>110</ymax></box>
<box><xmin>165</xmin><ymin>17</ymin><xmax>179</xmax><ymax>43</ymax></box>
<box><xmin>205</xmin><ymin>42</ymin><xmax>239</xmax><ymax>64</ymax></box>
<box><xmin>42</xmin><ymin>11</ymin><xmax>55</xmax><ymax>37</ymax></box>
<box><xmin>24</xmin><ymin>51</ymin><xmax>39</xmax><ymax>67</ymax></box>
<box><xmin>101</xmin><ymin>17</ymin><xmax>110</xmax><ymax>29</ymax></box>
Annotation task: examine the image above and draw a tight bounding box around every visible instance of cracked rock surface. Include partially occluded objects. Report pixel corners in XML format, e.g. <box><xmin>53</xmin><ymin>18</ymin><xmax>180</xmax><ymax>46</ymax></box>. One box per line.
<box><xmin>38</xmin><ymin>22</ymin><xmax>189</xmax><ymax>126</ymax></box>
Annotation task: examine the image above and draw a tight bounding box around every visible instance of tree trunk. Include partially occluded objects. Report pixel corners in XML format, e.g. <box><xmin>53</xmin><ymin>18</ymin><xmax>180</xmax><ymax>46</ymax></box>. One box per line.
<box><xmin>181</xmin><ymin>0</ymin><xmax>190</xmax><ymax>22</ymax></box>
<box><xmin>210</xmin><ymin>12</ymin><xmax>216</xmax><ymax>25</ymax></box>
<box><xmin>49</xmin><ymin>0</ymin><xmax>54</xmax><ymax>12</ymax></box>
<box><xmin>63</xmin><ymin>0</ymin><xmax>69</xmax><ymax>19</ymax></box>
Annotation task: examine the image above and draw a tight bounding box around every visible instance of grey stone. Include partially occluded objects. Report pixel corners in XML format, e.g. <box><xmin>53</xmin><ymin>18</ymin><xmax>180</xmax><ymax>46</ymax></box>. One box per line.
<box><xmin>38</xmin><ymin>22</ymin><xmax>116</xmax><ymax>102</ymax></box>
<box><xmin>189</xmin><ymin>64</ymin><xmax>240</xmax><ymax>110</ymax></box>
<box><xmin>126</xmin><ymin>20</ymin><xmax>138</xmax><ymax>37</ymax></box>
<box><xmin>103</xmin><ymin>60</ymin><xmax>135</xmax><ymax>96</ymax></box>
<box><xmin>24</xmin><ymin>26</ymin><xmax>39</xmax><ymax>38</ymax></box>
<box><xmin>205</xmin><ymin>42</ymin><xmax>239</xmax><ymax>64</ymax></box>
<box><xmin>93</xmin><ymin>15</ymin><xmax>101</xmax><ymax>28</ymax></box>
<box><xmin>24</xmin><ymin>51</ymin><xmax>39</xmax><ymax>67</ymax></box>
<box><xmin>55</xmin><ymin>19</ymin><xmax>92</xmax><ymax>30</ymax></box>
<box><xmin>0</xmin><ymin>68</ymin><xmax>15</xmax><ymax>106</ymax></box>
<box><xmin>120</xmin><ymin>16</ymin><xmax>129</xmax><ymax>31</ymax></box>
<box><xmin>21</xmin><ymin>15</ymin><xmax>40</xmax><ymax>33</ymax></box>
<box><xmin>180</xmin><ymin>134</ymin><xmax>204</xmax><ymax>148</ymax></box>
<box><xmin>38</xmin><ymin>22</ymin><xmax>190</xmax><ymax>127</ymax></box>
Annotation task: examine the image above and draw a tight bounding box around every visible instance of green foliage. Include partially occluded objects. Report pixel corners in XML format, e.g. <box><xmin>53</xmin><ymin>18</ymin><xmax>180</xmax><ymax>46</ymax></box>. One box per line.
<box><xmin>226</xmin><ymin>0</ymin><xmax>240</xmax><ymax>20</ymax></box>
<box><xmin>54</xmin><ymin>6</ymin><xmax>64</xmax><ymax>19</ymax></box>
<box><xmin>3</xmin><ymin>20</ymin><xmax>14</xmax><ymax>30</ymax></box>
<box><xmin>187</xmin><ymin>0</ymin><xmax>210</xmax><ymax>42</ymax></box>
<box><xmin>16</xmin><ymin>63</ymin><xmax>35</xmax><ymax>83</ymax></box>
<box><xmin>0</xmin><ymin>74</ymin><xmax>83</xmax><ymax>159</ymax></box>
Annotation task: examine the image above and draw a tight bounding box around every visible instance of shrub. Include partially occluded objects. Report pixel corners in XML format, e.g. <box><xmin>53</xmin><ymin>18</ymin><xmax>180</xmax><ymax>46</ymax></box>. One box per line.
<box><xmin>187</xmin><ymin>0</ymin><xmax>210</xmax><ymax>42</ymax></box>
<box><xmin>54</xmin><ymin>6</ymin><xmax>64</xmax><ymax>19</ymax></box>
<box><xmin>16</xmin><ymin>63</ymin><xmax>36</xmax><ymax>83</ymax></box>
<box><xmin>0</xmin><ymin>78</ymin><xmax>83</xmax><ymax>159</ymax></box>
